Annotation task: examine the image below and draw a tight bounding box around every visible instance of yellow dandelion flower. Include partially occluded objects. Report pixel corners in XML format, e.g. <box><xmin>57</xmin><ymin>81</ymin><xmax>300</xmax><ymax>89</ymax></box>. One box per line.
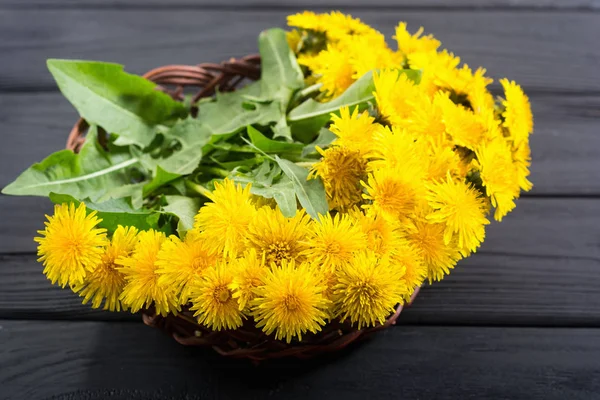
<box><xmin>156</xmin><ymin>231</ymin><xmax>221</xmax><ymax>304</ymax></box>
<box><xmin>426</xmin><ymin>142</ymin><xmax>463</xmax><ymax>182</ymax></box>
<box><xmin>35</xmin><ymin>202</ymin><xmax>107</xmax><ymax>288</ymax></box>
<box><xmin>389</xmin><ymin>240</ymin><xmax>427</xmax><ymax>300</ymax></box>
<box><xmin>229</xmin><ymin>249</ymin><xmax>268</xmax><ymax>312</ymax></box>
<box><xmin>297</xmin><ymin>52</ymin><xmax>320</xmax><ymax>71</ymax></box>
<box><xmin>475</xmin><ymin>139</ymin><xmax>519</xmax><ymax>221</ymax></box>
<box><xmin>411</xmin><ymin>54</ymin><xmax>493</xmax><ymax>104</ymax></box>
<box><xmin>513</xmin><ymin>141</ymin><xmax>533</xmax><ymax>193</ymax></box>
<box><xmin>333</xmin><ymin>251</ymin><xmax>407</xmax><ymax>329</ymax></box>
<box><xmin>362</xmin><ymin>166</ymin><xmax>427</xmax><ymax>222</ymax></box>
<box><xmin>117</xmin><ymin>229</ymin><xmax>179</xmax><ymax>316</ymax></box>
<box><xmin>500</xmin><ymin>78</ymin><xmax>534</xmax><ymax>146</ymax></box>
<box><xmin>408</xmin><ymin>49</ymin><xmax>461</xmax><ymax>93</ymax></box>
<box><xmin>440</xmin><ymin>99</ymin><xmax>487</xmax><ymax>150</ymax></box>
<box><xmin>394</xmin><ymin>22</ymin><xmax>441</xmax><ymax>55</ymax></box>
<box><xmin>373</xmin><ymin>69</ymin><xmax>423</xmax><ymax>126</ymax></box>
<box><xmin>321</xmin><ymin>11</ymin><xmax>381</xmax><ymax>41</ymax></box>
<box><xmin>452</xmin><ymin>65</ymin><xmax>493</xmax><ymax>101</ymax></box>
<box><xmin>402</xmin><ymin>91</ymin><xmax>448</xmax><ymax>146</ymax></box>
<box><xmin>309</xmin><ymin>145</ymin><xmax>368</xmax><ymax>211</ymax></box>
<box><xmin>468</xmin><ymin>71</ymin><xmax>495</xmax><ymax>114</ymax></box>
<box><xmin>351</xmin><ymin>209</ymin><xmax>403</xmax><ymax>257</ymax></box>
<box><xmin>288</xmin><ymin>11</ymin><xmax>379</xmax><ymax>43</ymax></box>
<box><xmin>193</xmin><ymin>178</ymin><xmax>257</xmax><ymax>258</ymax></box>
<box><xmin>252</xmin><ymin>260</ymin><xmax>330</xmax><ymax>343</ymax></box>
<box><xmin>318</xmin><ymin>267</ymin><xmax>338</xmax><ymax>308</ymax></box>
<box><xmin>406</xmin><ymin>217</ymin><xmax>461</xmax><ymax>282</ymax></box>
<box><xmin>426</xmin><ymin>174</ymin><xmax>490</xmax><ymax>254</ymax></box>
<box><xmin>480</xmin><ymin>107</ymin><xmax>504</xmax><ymax>142</ymax></box>
<box><xmin>189</xmin><ymin>260</ymin><xmax>243</xmax><ymax>331</ymax></box>
<box><xmin>245</xmin><ymin>207</ymin><xmax>311</xmax><ymax>265</ymax></box>
<box><xmin>287</xmin><ymin>11</ymin><xmax>324</xmax><ymax>32</ymax></box>
<box><xmin>299</xmin><ymin>43</ymin><xmax>355</xmax><ymax>98</ymax></box>
<box><xmin>302</xmin><ymin>213</ymin><xmax>366</xmax><ymax>270</ymax></box>
<box><xmin>346</xmin><ymin>33</ymin><xmax>400</xmax><ymax>79</ymax></box>
<box><xmin>369</xmin><ymin>125</ymin><xmax>428</xmax><ymax>172</ymax></box>
<box><xmin>329</xmin><ymin>106</ymin><xmax>377</xmax><ymax>153</ymax></box>
<box><xmin>73</xmin><ymin>225</ymin><xmax>138</xmax><ymax>312</ymax></box>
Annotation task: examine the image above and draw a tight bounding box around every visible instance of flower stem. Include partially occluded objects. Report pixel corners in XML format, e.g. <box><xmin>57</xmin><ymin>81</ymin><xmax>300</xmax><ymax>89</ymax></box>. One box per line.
<box><xmin>185</xmin><ymin>181</ymin><xmax>212</xmax><ymax>198</ymax></box>
<box><xmin>295</xmin><ymin>161</ymin><xmax>316</xmax><ymax>168</ymax></box>
<box><xmin>196</xmin><ymin>166</ymin><xmax>230</xmax><ymax>178</ymax></box>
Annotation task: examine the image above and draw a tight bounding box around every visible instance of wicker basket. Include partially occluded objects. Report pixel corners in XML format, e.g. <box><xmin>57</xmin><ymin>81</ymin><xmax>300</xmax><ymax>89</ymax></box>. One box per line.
<box><xmin>66</xmin><ymin>55</ymin><xmax>420</xmax><ymax>361</ymax></box>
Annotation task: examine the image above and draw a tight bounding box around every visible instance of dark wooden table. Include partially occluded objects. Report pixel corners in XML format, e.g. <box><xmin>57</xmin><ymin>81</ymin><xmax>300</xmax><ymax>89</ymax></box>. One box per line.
<box><xmin>1</xmin><ymin>1</ymin><xmax>600</xmax><ymax>399</ymax></box>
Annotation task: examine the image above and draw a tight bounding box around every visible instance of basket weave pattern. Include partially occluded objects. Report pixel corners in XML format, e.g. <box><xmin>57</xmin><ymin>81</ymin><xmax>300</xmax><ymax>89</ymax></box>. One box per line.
<box><xmin>66</xmin><ymin>55</ymin><xmax>418</xmax><ymax>361</ymax></box>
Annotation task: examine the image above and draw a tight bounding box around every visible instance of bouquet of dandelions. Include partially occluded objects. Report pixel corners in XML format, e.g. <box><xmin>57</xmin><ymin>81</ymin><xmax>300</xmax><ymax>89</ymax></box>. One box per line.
<box><xmin>3</xmin><ymin>11</ymin><xmax>533</xmax><ymax>359</ymax></box>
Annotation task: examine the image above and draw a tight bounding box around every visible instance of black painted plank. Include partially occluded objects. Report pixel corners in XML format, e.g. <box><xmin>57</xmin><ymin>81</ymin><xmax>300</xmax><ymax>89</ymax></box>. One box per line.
<box><xmin>2</xmin><ymin>92</ymin><xmax>599</xmax><ymax>196</ymax></box>
<box><xmin>2</xmin><ymin>198</ymin><xmax>600</xmax><ymax>326</ymax></box>
<box><xmin>0</xmin><ymin>10</ymin><xmax>598</xmax><ymax>94</ymax></box>
<box><xmin>0</xmin><ymin>254</ymin><xmax>137</xmax><ymax>321</ymax></box>
<box><xmin>0</xmin><ymin>196</ymin><xmax>52</xmax><ymax>255</ymax></box>
<box><xmin>1</xmin><ymin>0</ymin><xmax>597</xmax><ymax>10</ymax></box>
<box><xmin>0</xmin><ymin>94</ymin><xmax>75</xmax><ymax>189</ymax></box>
<box><xmin>1</xmin><ymin>320</ymin><xmax>599</xmax><ymax>400</ymax></box>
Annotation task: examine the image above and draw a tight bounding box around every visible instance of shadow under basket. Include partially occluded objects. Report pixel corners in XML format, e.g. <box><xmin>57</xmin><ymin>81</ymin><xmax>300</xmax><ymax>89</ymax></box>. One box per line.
<box><xmin>66</xmin><ymin>55</ymin><xmax>420</xmax><ymax>361</ymax></box>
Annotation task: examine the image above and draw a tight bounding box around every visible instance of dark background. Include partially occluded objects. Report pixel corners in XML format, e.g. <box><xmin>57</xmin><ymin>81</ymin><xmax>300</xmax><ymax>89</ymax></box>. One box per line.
<box><xmin>1</xmin><ymin>1</ymin><xmax>600</xmax><ymax>399</ymax></box>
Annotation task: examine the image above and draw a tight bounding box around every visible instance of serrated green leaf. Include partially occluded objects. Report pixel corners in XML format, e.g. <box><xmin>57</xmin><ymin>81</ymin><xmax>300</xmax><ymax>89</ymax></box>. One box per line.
<box><xmin>2</xmin><ymin>126</ymin><xmax>141</xmax><ymax>201</ymax></box>
<box><xmin>138</xmin><ymin>117</ymin><xmax>213</xmax><ymax>195</ymax></box>
<box><xmin>163</xmin><ymin>195</ymin><xmax>201</xmax><ymax>235</ymax></box>
<box><xmin>96</xmin><ymin>182</ymin><xmax>146</xmax><ymax>208</ymax></box>
<box><xmin>253</xmin><ymin>179</ymin><xmax>297</xmax><ymax>217</ymax></box>
<box><xmin>275</xmin><ymin>156</ymin><xmax>328</xmax><ymax>219</ymax></box>
<box><xmin>258</xmin><ymin>28</ymin><xmax>304</xmax><ymax>140</ymax></box>
<box><xmin>198</xmin><ymin>82</ymin><xmax>281</xmax><ymax>138</ymax></box>
<box><xmin>47</xmin><ymin>59</ymin><xmax>187</xmax><ymax>147</ymax></box>
<box><xmin>270</xmin><ymin>180</ymin><xmax>297</xmax><ymax>217</ymax></box>
<box><xmin>272</xmin><ymin>116</ymin><xmax>293</xmax><ymax>140</ymax></box>
<box><xmin>193</xmin><ymin>29</ymin><xmax>303</xmax><ymax>143</ymax></box>
<box><xmin>233</xmin><ymin>160</ymin><xmax>279</xmax><ymax>187</ymax></box>
<box><xmin>259</xmin><ymin>28</ymin><xmax>304</xmax><ymax>100</ymax></box>
<box><xmin>158</xmin><ymin>117</ymin><xmax>212</xmax><ymax>174</ymax></box>
<box><xmin>232</xmin><ymin>160</ymin><xmax>297</xmax><ymax>217</ymax></box>
<box><xmin>49</xmin><ymin>193</ymin><xmax>164</xmax><ymax>234</ymax></box>
<box><xmin>247</xmin><ymin>125</ymin><xmax>304</xmax><ymax>154</ymax></box>
<box><xmin>143</xmin><ymin>166</ymin><xmax>180</xmax><ymax>197</ymax></box>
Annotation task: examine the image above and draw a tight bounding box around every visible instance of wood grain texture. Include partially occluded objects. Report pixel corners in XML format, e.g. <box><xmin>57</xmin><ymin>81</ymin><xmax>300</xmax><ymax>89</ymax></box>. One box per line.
<box><xmin>2</xmin><ymin>91</ymin><xmax>600</xmax><ymax>196</ymax></box>
<box><xmin>2</xmin><ymin>0</ymin><xmax>599</xmax><ymax>10</ymax></box>
<box><xmin>1</xmin><ymin>320</ymin><xmax>600</xmax><ymax>400</ymax></box>
<box><xmin>2</xmin><ymin>198</ymin><xmax>600</xmax><ymax>325</ymax></box>
<box><xmin>0</xmin><ymin>9</ymin><xmax>598</xmax><ymax>94</ymax></box>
